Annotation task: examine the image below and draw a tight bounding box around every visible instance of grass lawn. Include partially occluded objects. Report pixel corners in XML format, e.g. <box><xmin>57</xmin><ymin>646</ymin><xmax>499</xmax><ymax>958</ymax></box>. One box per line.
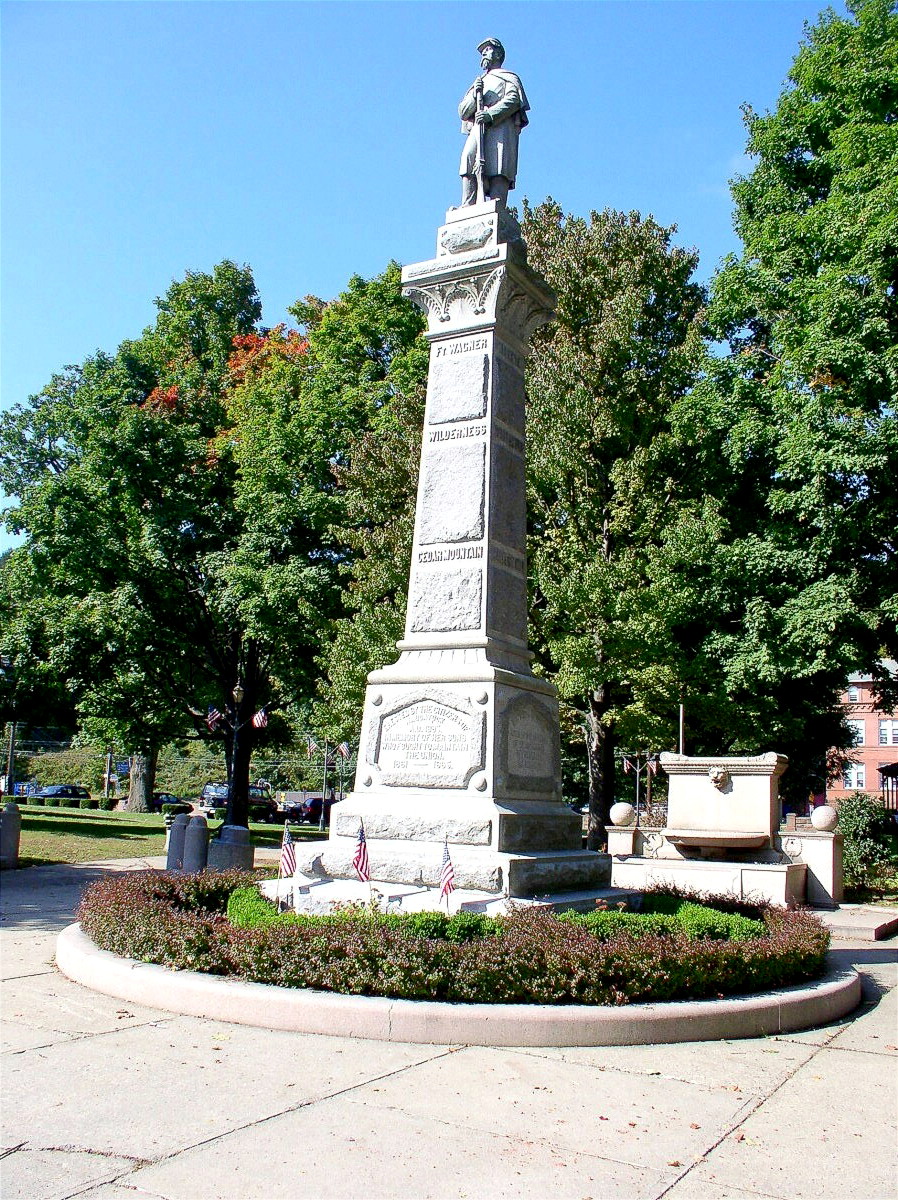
<box><xmin>16</xmin><ymin>806</ymin><xmax>326</xmax><ymax>867</ymax></box>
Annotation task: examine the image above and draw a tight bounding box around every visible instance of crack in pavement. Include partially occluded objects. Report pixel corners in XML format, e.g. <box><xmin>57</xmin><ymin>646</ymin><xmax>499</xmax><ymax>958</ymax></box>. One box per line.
<box><xmin>78</xmin><ymin>1042</ymin><xmax>468</xmax><ymax>1190</ymax></box>
<box><xmin>650</xmin><ymin>1032</ymin><xmax>845</xmax><ymax>1200</ymax></box>
<box><xmin>4</xmin><ymin>1016</ymin><xmax>180</xmax><ymax>1056</ymax></box>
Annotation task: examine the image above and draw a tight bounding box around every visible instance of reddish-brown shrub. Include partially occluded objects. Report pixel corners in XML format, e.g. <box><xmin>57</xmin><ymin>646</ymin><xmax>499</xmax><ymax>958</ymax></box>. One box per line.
<box><xmin>77</xmin><ymin>871</ymin><xmax>831</xmax><ymax>1006</ymax></box>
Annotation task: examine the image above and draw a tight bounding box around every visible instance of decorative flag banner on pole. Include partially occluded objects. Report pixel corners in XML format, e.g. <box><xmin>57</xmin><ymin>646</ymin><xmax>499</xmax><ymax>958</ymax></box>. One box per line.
<box><xmin>252</xmin><ymin>708</ymin><xmax>268</xmax><ymax>729</ymax></box>
<box><xmin>206</xmin><ymin>706</ymin><xmax>222</xmax><ymax>732</ymax></box>
<box><xmin>305</xmin><ymin>734</ymin><xmax>319</xmax><ymax>759</ymax></box>
<box><xmin>336</xmin><ymin>741</ymin><xmax>350</xmax><ymax>759</ymax></box>
<box><xmin>439</xmin><ymin>839</ymin><xmax>456</xmax><ymax>908</ymax></box>
<box><xmin>353</xmin><ymin>824</ymin><xmax>370</xmax><ymax>883</ymax></box>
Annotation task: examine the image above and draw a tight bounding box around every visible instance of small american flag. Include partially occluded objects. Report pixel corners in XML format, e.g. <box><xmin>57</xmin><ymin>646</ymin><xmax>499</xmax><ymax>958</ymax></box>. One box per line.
<box><xmin>647</xmin><ymin>757</ymin><xmax>658</xmax><ymax>776</ymax></box>
<box><xmin>352</xmin><ymin>824</ymin><xmax>370</xmax><ymax>882</ymax></box>
<box><xmin>279</xmin><ymin>824</ymin><xmax>296</xmax><ymax>878</ymax></box>
<box><xmin>252</xmin><ymin>708</ymin><xmax>268</xmax><ymax>729</ymax></box>
<box><xmin>439</xmin><ymin>840</ymin><xmax>456</xmax><ymax>902</ymax></box>
<box><xmin>206</xmin><ymin>705</ymin><xmax>222</xmax><ymax>731</ymax></box>
<box><xmin>336</xmin><ymin>741</ymin><xmax>351</xmax><ymax>759</ymax></box>
<box><xmin>622</xmin><ymin>756</ymin><xmax>632</xmax><ymax>774</ymax></box>
<box><xmin>305</xmin><ymin>734</ymin><xmax>319</xmax><ymax>759</ymax></box>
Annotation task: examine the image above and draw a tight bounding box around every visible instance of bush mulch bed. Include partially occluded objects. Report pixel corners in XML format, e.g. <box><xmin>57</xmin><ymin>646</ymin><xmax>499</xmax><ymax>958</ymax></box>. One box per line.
<box><xmin>77</xmin><ymin>870</ymin><xmax>830</xmax><ymax>1007</ymax></box>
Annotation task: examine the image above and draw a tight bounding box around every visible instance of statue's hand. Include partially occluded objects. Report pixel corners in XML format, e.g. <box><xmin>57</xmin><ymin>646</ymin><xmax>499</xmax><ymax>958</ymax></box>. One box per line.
<box><xmin>475</xmin><ymin>110</ymin><xmax>493</xmax><ymax>126</ymax></box>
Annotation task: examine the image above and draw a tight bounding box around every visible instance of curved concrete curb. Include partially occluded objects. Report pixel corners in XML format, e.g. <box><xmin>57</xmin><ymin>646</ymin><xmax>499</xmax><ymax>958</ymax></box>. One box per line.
<box><xmin>56</xmin><ymin>922</ymin><xmax>861</xmax><ymax>1047</ymax></box>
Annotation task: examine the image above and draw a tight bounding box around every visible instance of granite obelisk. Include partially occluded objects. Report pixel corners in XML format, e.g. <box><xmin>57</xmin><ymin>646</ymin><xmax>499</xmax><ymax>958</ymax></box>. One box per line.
<box><xmin>306</xmin><ymin>42</ymin><xmax>610</xmax><ymax>898</ymax></box>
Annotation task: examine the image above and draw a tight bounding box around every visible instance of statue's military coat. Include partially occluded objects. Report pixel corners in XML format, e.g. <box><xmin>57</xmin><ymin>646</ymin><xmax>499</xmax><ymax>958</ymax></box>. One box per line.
<box><xmin>458</xmin><ymin>68</ymin><xmax>530</xmax><ymax>187</ymax></box>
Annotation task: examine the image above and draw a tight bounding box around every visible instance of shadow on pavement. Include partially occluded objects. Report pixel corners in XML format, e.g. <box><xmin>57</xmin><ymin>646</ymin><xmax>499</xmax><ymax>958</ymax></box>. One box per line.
<box><xmin>0</xmin><ymin>862</ymin><xmax>164</xmax><ymax>933</ymax></box>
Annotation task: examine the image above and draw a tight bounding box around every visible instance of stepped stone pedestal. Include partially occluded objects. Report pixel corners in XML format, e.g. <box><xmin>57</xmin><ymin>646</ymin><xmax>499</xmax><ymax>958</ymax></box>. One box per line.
<box><xmin>301</xmin><ymin>202</ymin><xmax>610</xmax><ymax>898</ymax></box>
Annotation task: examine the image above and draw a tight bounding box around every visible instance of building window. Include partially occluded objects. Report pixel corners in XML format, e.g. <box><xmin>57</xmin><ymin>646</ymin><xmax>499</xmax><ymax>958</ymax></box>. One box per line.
<box><xmin>847</xmin><ymin>718</ymin><xmax>865</xmax><ymax>746</ymax></box>
<box><xmin>847</xmin><ymin>685</ymin><xmax>860</xmax><ymax>703</ymax></box>
<box><xmin>843</xmin><ymin>763</ymin><xmax>866</xmax><ymax>790</ymax></box>
<box><xmin>880</xmin><ymin>720</ymin><xmax>898</xmax><ymax>746</ymax></box>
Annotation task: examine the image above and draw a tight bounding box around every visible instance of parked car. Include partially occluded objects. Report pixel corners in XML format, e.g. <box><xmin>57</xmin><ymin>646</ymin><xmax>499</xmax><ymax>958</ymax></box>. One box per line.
<box><xmin>198</xmin><ymin>782</ymin><xmax>280</xmax><ymax>822</ymax></box>
<box><xmin>199</xmin><ymin>783</ymin><xmax>229</xmax><ymax>813</ymax></box>
<box><xmin>290</xmin><ymin>792</ymin><xmax>338</xmax><ymax>827</ymax></box>
<box><xmin>33</xmin><ymin>784</ymin><xmax>91</xmax><ymax>802</ymax></box>
<box><xmin>150</xmin><ymin>791</ymin><xmax>181</xmax><ymax>811</ymax></box>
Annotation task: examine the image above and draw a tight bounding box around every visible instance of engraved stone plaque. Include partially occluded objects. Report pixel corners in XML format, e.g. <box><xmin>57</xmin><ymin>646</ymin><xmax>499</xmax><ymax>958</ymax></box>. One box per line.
<box><xmin>490</xmin><ymin>442</ymin><xmax>526</xmax><ymax>549</ymax></box>
<box><xmin>369</xmin><ymin>694</ymin><xmax>486</xmax><ymax>788</ymax></box>
<box><xmin>408</xmin><ymin>566</ymin><xmax>482</xmax><ymax>632</ymax></box>
<box><xmin>493</xmin><ymin>354</ymin><xmax>525</xmax><ymax>431</ymax></box>
<box><xmin>499</xmin><ymin>693</ymin><xmax>559</xmax><ymax>794</ymax></box>
<box><xmin>428</xmin><ymin>354</ymin><xmax>489</xmax><ymax>424</ymax></box>
<box><xmin>419</xmin><ymin>442</ymin><xmax>485</xmax><ymax>544</ymax></box>
<box><xmin>486</xmin><ymin>564</ymin><xmax>527</xmax><ymax>644</ymax></box>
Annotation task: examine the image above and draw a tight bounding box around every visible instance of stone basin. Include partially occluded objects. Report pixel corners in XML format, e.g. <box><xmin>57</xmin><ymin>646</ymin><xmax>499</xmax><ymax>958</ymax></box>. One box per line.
<box><xmin>663</xmin><ymin>828</ymin><xmax>770</xmax><ymax>850</ymax></box>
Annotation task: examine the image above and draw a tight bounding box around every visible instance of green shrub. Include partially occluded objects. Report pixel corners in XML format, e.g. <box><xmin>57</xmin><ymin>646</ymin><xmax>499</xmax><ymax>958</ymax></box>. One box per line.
<box><xmin>161</xmin><ymin>802</ymin><xmax>192</xmax><ymax>817</ymax></box>
<box><xmin>85</xmin><ymin>798</ymin><xmax>100</xmax><ymax>809</ymax></box>
<box><xmin>227</xmin><ymin>886</ymin><xmax>291</xmax><ymax>928</ymax></box>
<box><xmin>837</xmin><ymin>794</ymin><xmax>894</xmax><ymax>889</ymax></box>
<box><xmin>79</xmin><ymin>873</ymin><xmax>830</xmax><ymax>1007</ymax></box>
<box><xmin>44</xmin><ymin>797</ymin><xmax>59</xmax><ymax>808</ymax></box>
<box><xmin>28</xmin><ymin>797</ymin><xmax>45</xmax><ymax>807</ymax></box>
<box><xmin>97</xmin><ymin>796</ymin><xmax>117</xmax><ymax>811</ymax></box>
<box><xmin>558</xmin><ymin>909</ymin><xmax>681</xmax><ymax>939</ymax></box>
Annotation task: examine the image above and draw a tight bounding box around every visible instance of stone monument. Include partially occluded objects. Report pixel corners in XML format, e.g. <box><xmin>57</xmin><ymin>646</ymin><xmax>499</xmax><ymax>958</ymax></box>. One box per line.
<box><xmin>298</xmin><ymin>40</ymin><xmax>610</xmax><ymax>900</ymax></box>
<box><xmin>607</xmin><ymin>753</ymin><xmax>843</xmax><ymax>907</ymax></box>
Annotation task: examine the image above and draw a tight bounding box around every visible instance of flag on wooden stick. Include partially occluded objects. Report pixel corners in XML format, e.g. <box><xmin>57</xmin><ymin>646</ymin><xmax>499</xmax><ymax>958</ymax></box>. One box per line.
<box><xmin>279</xmin><ymin>824</ymin><xmax>296</xmax><ymax>879</ymax></box>
<box><xmin>353</xmin><ymin>824</ymin><xmax>370</xmax><ymax>882</ymax></box>
<box><xmin>439</xmin><ymin>840</ymin><xmax>456</xmax><ymax>906</ymax></box>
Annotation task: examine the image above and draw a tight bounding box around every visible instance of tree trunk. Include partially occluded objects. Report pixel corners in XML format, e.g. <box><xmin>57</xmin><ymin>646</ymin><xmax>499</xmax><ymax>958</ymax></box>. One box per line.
<box><xmin>123</xmin><ymin>748</ymin><xmax>157</xmax><ymax>813</ymax></box>
<box><xmin>585</xmin><ymin>686</ymin><xmax>615</xmax><ymax>851</ymax></box>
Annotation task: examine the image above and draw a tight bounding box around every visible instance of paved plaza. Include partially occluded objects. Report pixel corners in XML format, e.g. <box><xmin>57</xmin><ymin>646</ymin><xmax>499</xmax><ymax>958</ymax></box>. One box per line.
<box><xmin>2</xmin><ymin>860</ymin><xmax>896</xmax><ymax>1200</ymax></box>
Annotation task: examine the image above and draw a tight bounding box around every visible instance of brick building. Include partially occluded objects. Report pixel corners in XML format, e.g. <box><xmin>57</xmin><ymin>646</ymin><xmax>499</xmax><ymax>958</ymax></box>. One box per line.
<box><xmin>826</xmin><ymin>662</ymin><xmax>898</xmax><ymax>811</ymax></box>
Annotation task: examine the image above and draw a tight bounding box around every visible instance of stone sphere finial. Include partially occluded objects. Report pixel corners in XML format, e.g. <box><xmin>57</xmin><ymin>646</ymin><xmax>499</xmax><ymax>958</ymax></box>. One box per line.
<box><xmin>609</xmin><ymin>802</ymin><xmax>636</xmax><ymax>827</ymax></box>
<box><xmin>810</xmin><ymin>804</ymin><xmax>839</xmax><ymax>832</ymax></box>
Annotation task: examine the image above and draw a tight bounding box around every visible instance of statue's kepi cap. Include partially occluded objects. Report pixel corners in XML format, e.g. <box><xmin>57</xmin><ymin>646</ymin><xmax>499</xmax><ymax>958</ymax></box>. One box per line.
<box><xmin>478</xmin><ymin>37</ymin><xmax>505</xmax><ymax>56</ymax></box>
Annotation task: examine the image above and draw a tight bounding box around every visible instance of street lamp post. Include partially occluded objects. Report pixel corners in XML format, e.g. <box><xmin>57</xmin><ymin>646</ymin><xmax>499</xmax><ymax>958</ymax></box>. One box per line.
<box><xmin>0</xmin><ymin>657</ymin><xmax>15</xmax><ymax>797</ymax></box>
<box><xmin>229</xmin><ymin>682</ymin><xmax>245</xmax><ymax>825</ymax></box>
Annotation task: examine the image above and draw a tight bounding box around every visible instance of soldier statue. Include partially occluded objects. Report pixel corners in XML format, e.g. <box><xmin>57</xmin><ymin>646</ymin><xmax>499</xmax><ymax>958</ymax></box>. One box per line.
<box><xmin>458</xmin><ymin>38</ymin><xmax>529</xmax><ymax>207</ymax></box>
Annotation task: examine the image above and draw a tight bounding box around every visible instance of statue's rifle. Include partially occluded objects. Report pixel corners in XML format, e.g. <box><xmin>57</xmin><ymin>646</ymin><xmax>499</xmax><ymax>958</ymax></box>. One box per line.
<box><xmin>475</xmin><ymin>75</ymin><xmax>487</xmax><ymax>204</ymax></box>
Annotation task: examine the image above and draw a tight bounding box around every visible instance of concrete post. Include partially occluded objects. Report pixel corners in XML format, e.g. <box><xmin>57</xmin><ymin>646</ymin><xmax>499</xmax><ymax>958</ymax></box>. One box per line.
<box><xmin>0</xmin><ymin>802</ymin><xmax>21</xmax><ymax>870</ymax></box>
<box><xmin>183</xmin><ymin>814</ymin><xmax>210</xmax><ymax>873</ymax></box>
<box><xmin>207</xmin><ymin>824</ymin><xmax>254</xmax><ymax>871</ymax></box>
<box><xmin>166</xmin><ymin>812</ymin><xmax>190</xmax><ymax>871</ymax></box>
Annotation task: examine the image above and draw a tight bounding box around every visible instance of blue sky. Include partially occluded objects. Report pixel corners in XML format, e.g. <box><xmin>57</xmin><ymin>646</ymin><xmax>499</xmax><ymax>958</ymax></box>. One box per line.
<box><xmin>2</xmin><ymin>0</ymin><xmax>835</xmax><ymax>553</ymax></box>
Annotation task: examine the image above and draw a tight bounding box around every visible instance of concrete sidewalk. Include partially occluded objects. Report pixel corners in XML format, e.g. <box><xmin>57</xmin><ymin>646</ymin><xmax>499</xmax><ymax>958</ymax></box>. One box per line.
<box><xmin>2</xmin><ymin>862</ymin><xmax>896</xmax><ymax>1200</ymax></box>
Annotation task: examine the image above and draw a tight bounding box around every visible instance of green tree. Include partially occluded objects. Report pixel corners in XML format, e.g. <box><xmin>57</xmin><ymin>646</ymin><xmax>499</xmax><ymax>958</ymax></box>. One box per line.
<box><xmin>304</xmin><ymin>270</ymin><xmax>428</xmax><ymax>741</ymax></box>
<box><xmin>0</xmin><ymin>262</ymin><xmax>428</xmax><ymax>821</ymax></box>
<box><xmin>522</xmin><ymin>201</ymin><xmax>708</xmax><ymax>844</ymax></box>
<box><xmin>698</xmin><ymin>0</ymin><xmax>898</xmax><ymax>778</ymax></box>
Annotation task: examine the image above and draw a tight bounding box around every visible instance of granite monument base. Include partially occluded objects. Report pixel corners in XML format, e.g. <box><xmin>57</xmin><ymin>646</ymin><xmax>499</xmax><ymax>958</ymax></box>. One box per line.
<box><xmin>298</xmin><ymin>667</ymin><xmax>610</xmax><ymax>898</ymax></box>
